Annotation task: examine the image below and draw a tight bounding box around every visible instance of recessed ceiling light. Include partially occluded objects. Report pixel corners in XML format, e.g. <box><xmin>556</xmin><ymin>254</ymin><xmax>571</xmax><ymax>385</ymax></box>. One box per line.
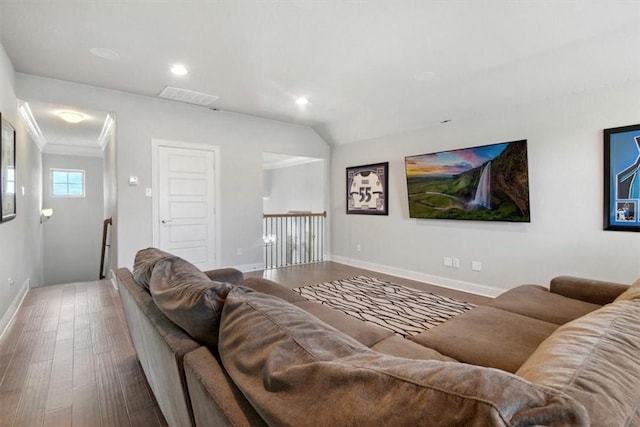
<box><xmin>89</xmin><ymin>47</ymin><xmax>119</xmax><ymax>60</ymax></box>
<box><xmin>171</xmin><ymin>64</ymin><xmax>188</xmax><ymax>76</ymax></box>
<box><xmin>58</xmin><ymin>111</ymin><xmax>86</xmax><ymax>124</ymax></box>
<box><xmin>295</xmin><ymin>97</ymin><xmax>310</xmax><ymax>107</ymax></box>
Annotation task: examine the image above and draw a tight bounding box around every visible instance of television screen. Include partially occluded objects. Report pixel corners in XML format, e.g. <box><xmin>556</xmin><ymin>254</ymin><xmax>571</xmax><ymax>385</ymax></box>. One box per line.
<box><xmin>405</xmin><ymin>140</ymin><xmax>530</xmax><ymax>222</ymax></box>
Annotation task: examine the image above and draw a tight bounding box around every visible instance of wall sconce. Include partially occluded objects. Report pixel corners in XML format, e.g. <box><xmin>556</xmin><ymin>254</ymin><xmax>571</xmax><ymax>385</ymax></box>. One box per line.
<box><xmin>40</xmin><ymin>208</ymin><xmax>53</xmax><ymax>223</ymax></box>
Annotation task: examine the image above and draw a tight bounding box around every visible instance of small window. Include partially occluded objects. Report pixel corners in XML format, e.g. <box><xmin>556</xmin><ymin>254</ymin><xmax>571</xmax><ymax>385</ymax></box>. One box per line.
<box><xmin>51</xmin><ymin>169</ymin><xmax>85</xmax><ymax>197</ymax></box>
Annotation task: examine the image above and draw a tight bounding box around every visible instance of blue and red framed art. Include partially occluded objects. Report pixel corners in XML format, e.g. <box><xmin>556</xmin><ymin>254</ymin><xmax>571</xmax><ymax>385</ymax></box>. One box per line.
<box><xmin>604</xmin><ymin>124</ymin><xmax>640</xmax><ymax>231</ymax></box>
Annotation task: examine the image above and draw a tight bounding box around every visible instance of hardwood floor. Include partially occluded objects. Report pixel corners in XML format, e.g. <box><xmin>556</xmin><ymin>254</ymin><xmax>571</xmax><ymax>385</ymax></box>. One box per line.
<box><xmin>0</xmin><ymin>261</ymin><xmax>488</xmax><ymax>426</ymax></box>
<box><xmin>0</xmin><ymin>280</ymin><xmax>167</xmax><ymax>427</ymax></box>
<box><xmin>246</xmin><ymin>261</ymin><xmax>491</xmax><ymax>305</ymax></box>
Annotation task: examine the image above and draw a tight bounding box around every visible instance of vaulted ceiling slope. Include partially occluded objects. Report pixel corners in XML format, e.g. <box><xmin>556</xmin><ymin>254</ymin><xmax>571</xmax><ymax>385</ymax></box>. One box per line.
<box><xmin>1</xmin><ymin>1</ymin><xmax>639</xmax><ymax>145</ymax></box>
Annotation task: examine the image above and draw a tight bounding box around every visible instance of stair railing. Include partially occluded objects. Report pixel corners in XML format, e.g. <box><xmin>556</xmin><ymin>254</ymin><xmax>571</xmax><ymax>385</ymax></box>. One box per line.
<box><xmin>263</xmin><ymin>211</ymin><xmax>326</xmax><ymax>269</ymax></box>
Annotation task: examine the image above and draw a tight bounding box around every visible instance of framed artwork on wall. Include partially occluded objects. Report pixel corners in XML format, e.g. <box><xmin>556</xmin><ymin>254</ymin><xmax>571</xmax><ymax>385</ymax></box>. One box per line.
<box><xmin>604</xmin><ymin>124</ymin><xmax>640</xmax><ymax>232</ymax></box>
<box><xmin>404</xmin><ymin>140</ymin><xmax>530</xmax><ymax>222</ymax></box>
<box><xmin>346</xmin><ymin>162</ymin><xmax>389</xmax><ymax>215</ymax></box>
<box><xmin>0</xmin><ymin>113</ymin><xmax>16</xmax><ymax>223</ymax></box>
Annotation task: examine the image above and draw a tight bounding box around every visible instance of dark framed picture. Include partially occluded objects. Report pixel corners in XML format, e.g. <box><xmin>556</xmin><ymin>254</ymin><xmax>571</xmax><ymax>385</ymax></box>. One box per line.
<box><xmin>604</xmin><ymin>124</ymin><xmax>640</xmax><ymax>232</ymax></box>
<box><xmin>1</xmin><ymin>113</ymin><xmax>16</xmax><ymax>223</ymax></box>
<box><xmin>346</xmin><ymin>162</ymin><xmax>389</xmax><ymax>215</ymax></box>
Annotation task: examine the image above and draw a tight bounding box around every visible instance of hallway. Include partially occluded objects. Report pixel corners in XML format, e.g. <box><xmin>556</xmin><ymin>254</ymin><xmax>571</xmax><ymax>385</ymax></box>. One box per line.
<box><xmin>0</xmin><ymin>280</ymin><xmax>166</xmax><ymax>426</ymax></box>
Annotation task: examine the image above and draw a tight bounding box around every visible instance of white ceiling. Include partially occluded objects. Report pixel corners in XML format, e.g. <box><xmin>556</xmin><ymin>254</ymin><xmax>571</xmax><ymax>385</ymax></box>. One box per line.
<box><xmin>22</xmin><ymin>100</ymin><xmax>111</xmax><ymax>157</ymax></box>
<box><xmin>1</xmin><ymin>1</ymin><xmax>639</xmax><ymax>147</ymax></box>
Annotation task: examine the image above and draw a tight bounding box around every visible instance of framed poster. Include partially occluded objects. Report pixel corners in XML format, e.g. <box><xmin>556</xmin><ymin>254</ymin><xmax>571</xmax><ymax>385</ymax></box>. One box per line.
<box><xmin>346</xmin><ymin>162</ymin><xmax>388</xmax><ymax>215</ymax></box>
<box><xmin>1</xmin><ymin>114</ymin><xmax>16</xmax><ymax>223</ymax></box>
<box><xmin>604</xmin><ymin>124</ymin><xmax>640</xmax><ymax>231</ymax></box>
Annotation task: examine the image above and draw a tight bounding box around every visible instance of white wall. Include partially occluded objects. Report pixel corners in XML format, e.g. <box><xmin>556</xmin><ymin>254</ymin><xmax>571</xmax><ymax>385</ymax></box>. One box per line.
<box><xmin>263</xmin><ymin>160</ymin><xmax>325</xmax><ymax>214</ymax></box>
<box><xmin>16</xmin><ymin>74</ymin><xmax>330</xmax><ymax>270</ymax></box>
<box><xmin>103</xmin><ymin>122</ymin><xmax>117</xmax><ymax>283</ymax></box>
<box><xmin>42</xmin><ymin>154</ymin><xmax>104</xmax><ymax>285</ymax></box>
<box><xmin>331</xmin><ymin>81</ymin><xmax>640</xmax><ymax>295</ymax></box>
<box><xmin>0</xmin><ymin>43</ymin><xmax>44</xmax><ymax>332</ymax></box>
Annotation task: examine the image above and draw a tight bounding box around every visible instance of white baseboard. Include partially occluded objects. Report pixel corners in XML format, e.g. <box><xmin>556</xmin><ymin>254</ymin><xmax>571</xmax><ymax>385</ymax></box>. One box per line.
<box><xmin>329</xmin><ymin>255</ymin><xmax>502</xmax><ymax>298</ymax></box>
<box><xmin>0</xmin><ymin>280</ymin><xmax>30</xmax><ymax>340</ymax></box>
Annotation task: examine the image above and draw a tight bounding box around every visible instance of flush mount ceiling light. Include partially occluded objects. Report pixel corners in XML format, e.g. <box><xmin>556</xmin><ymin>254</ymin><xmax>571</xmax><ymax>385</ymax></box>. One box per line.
<box><xmin>295</xmin><ymin>97</ymin><xmax>310</xmax><ymax>107</ymax></box>
<box><xmin>171</xmin><ymin>64</ymin><xmax>188</xmax><ymax>76</ymax></box>
<box><xmin>58</xmin><ymin>111</ymin><xmax>86</xmax><ymax>123</ymax></box>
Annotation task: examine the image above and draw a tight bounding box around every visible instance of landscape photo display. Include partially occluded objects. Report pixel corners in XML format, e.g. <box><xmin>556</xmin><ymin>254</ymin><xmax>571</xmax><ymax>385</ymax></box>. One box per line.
<box><xmin>405</xmin><ymin>140</ymin><xmax>530</xmax><ymax>222</ymax></box>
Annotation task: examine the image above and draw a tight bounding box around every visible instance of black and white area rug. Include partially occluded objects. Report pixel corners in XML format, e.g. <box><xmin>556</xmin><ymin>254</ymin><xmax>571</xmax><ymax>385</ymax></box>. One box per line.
<box><xmin>292</xmin><ymin>276</ymin><xmax>476</xmax><ymax>337</ymax></box>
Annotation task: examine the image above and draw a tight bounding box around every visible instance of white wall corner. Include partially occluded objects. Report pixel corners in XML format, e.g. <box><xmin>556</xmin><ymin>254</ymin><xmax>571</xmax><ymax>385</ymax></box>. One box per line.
<box><xmin>98</xmin><ymin>114</ymin><xmax>115</xmax><ymax>151</ymax></box>
<box><xmin>109</xmin><ymin>269</ymin><xmax>118</xmax><ymax>290</ymax></box>
<box><xmin>0</xmin><ymin>280</ymin><xmax>29</xmax><ymax>340</ymax></box>
<box><xmin>329</xmin><ymin>255</ymin><xmax>503</xmax><ymax>298</ymax></box>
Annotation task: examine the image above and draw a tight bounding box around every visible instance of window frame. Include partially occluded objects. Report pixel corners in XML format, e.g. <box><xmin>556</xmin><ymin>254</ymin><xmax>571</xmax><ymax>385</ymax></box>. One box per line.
<box><xmin>50</xmin><ymin>168</ymin><xmax>86</xmax><ymax>198</ymax></box>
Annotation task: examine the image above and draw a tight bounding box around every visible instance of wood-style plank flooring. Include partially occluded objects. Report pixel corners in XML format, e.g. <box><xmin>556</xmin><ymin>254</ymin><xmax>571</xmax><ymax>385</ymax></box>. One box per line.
<box><xmin>0</xmin><ymin>280</ymin><xmax>167</xmax><ymax>427</ymax></box>
<box><xmin>246</xmin><ymin>261</ymin><xmax>491</xmax><ymax>305</ymax></box>
<box><xmin>0</xmin><ymin>261</ymin><xmax>489</xmax><ymax>426</ymax></box>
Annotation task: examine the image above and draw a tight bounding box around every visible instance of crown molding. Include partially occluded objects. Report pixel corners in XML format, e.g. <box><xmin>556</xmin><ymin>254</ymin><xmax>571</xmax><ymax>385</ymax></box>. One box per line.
<box><xmin>17</xmin><ymin>100</ymin><xmax>46</xmax><ymax>151</ymax></box>
<box><xmin>97</xmin><ymin>114</ymin><xmax>115</xmax><ymax>151</ymax></box>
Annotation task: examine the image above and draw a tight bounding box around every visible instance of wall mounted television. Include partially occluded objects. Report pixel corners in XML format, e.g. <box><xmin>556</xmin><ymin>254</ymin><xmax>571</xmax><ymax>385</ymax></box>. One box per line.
<box><xmin>404</xmin><ymin>140</ymin><xmax>530</xmax><ymax>222</ymax></box>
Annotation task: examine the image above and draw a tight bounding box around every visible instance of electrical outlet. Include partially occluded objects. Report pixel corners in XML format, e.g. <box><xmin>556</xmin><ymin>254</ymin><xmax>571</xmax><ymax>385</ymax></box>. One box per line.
<box><xmin>452</xmin><ymin>258</ymin><xmax>460</xmax><ymax>268</ymax></box>
<box><xmin>443</xmin><ymin>257</ymin><xmax>453</xmax><ymax>267</ymax></box>
<box><xmin>471</xmin><ymin>261</ymin><xmax>482</xmax><ymax>272</ymax></box>
<box><xmin>356</xmin><ymin>244</ymin><xmax>362</xmax><ymax>252</ymax></box>
<box><xmin>8</xmin><ymin>277</ymin><xmax>15</xmax><ymax>287</ymax></box>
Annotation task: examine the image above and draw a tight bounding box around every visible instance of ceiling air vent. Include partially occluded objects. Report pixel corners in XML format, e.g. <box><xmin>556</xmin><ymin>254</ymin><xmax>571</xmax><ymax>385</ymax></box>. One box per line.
<box><xmin>158</xmin><ymin>86</ymin><xmax>219</xmax><ymax>107</ymax></box>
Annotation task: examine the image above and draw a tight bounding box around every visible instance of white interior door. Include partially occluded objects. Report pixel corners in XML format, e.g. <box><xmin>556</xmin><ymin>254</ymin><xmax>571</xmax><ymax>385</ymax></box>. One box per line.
<box><xmin>156</xmin><ymin>145</ymin><xmax>216</xmax><ymax>270</ymax></box>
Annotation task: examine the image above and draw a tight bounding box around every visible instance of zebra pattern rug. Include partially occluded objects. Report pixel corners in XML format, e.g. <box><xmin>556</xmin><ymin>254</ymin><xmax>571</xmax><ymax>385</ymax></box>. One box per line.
<box><xmin>292</xmin><ymin>276</ymin><xmax>475</xmax><ymax>337</ymax></box>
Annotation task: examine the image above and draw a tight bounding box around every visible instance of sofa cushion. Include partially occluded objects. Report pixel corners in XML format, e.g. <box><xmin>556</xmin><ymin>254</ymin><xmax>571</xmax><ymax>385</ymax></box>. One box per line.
<box><xmin>614</xmin><ymin>277</ymin><xmax>640</xmax><ymax>302</ymax></box>
<box><xmin>370</xmin><ymin>335</ymin><xmax>456</xmax><ymax>362</ymax></box>
<box><xmin>132</xmin><ymin>247</ymin><xmax>174</xmax><ymax>291</ymax></box>
<box><xmin>517</xmin><ymin>299</ymin><xmax>640</xmax><ymax>427</ymax></box>
<box><xmin>409</xmin><ymin>306</ymin><xmax>558</xmax><ymax>373</ymax></box>
<box><xmin>150</xmin><ymin>256</ymin><xmax>233</xmax><ymax>349</ymax></box>
<box><xmin>292</xmin><ymin>300</ymin><xmax>394</xmax><ymax>347</ymax></box>
<box><xmin>203</xmin><ymin>267</ymin><xmax>244</xmax><ymax>284</ymax></box>
<box><xmin>219</xmin><ymin>287</ymin><xmax>589</xmax><ymax>427</ymax></box>
<box><xmin>488</xmin><ymin>285</ymin><xmax>601</xmax><ymax>325</ymax></box>
<box><xmin>240</xmin><ymin>276</ymin><xmax>307</xmax><ymax>303</ymax></box>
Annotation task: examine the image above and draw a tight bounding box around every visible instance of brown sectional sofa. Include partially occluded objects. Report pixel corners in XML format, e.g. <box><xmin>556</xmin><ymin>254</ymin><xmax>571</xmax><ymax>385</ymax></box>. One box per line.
<box><xmin>116</xmin><ymin>248</ymin><xmax>640</xmax><ymax>426</ymax></box>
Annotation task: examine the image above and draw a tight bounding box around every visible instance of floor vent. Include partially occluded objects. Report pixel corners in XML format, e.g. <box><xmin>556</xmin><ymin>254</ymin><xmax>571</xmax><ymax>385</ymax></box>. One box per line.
<box><xmin>158</xmin><ymin>86</ymin><xmax>219</xmax><ymax>107</ymax></box>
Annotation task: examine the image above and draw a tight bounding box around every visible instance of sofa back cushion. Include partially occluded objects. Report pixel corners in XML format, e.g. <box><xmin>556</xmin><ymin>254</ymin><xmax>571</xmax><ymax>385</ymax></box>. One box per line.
<box><xmin>614</xmin><ymin>277</ymin><xmax>640</xmax><ymax>302</ymax></box>
<box><xmin>133</xmin><ymin>247</ymin><xmax>174</xmax><ymax>291</ymax></box>
<box><xmin>150</xmin><ymin>256</ymin><xmax>234</xmax><ymax>349</ymax></box>
<box><xmin>219</xmin><ymin>286</ymin><xmax>588</xmax><ymax>427</ymax></box>
<box><xmin>517</xmin><ymin>299</ymin><xmax>640</xmax><ymax>427</ymax></box>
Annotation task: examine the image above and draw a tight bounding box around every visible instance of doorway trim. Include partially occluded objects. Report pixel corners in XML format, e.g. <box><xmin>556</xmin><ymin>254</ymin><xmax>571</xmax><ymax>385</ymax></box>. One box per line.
<box><xmin>151</xmin><ymin>139</ymin><xmax>221</xmax><ymax>268</ymax></box>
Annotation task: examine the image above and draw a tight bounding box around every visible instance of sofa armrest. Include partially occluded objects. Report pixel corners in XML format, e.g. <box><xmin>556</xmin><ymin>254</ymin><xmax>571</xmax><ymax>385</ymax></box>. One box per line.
<box><xmin>550</xmin><ymin>276</ymin><xmax>629</xmax><ymax>306</ymax></box>
<box><xmin>184</xmin><ymin>347</ymin><xmax>267</xmax><ymax>427</ymax></box>
<box><xmin>203</xmin><ymin>268</ymin><xmax>244</xmax><ymax>284</ymax></box>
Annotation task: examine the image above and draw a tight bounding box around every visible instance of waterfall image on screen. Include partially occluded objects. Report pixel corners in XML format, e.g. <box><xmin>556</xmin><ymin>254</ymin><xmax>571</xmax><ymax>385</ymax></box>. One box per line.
<box><xmin>404</xmin><ymin>140</ymin><xmax>530</xmax><ymax>222</ymax></box>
